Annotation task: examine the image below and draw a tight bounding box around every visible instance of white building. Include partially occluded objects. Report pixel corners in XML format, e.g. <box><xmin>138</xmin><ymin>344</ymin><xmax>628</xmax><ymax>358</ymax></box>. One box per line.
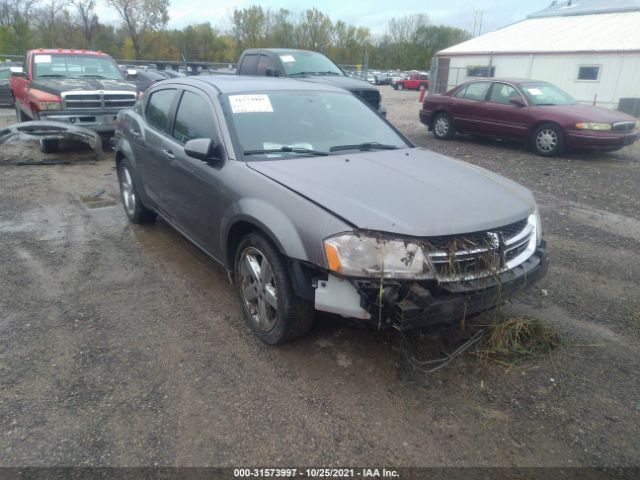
<box><xmin>431</xmin><ymin>0</ymin><xmax>640</xmax><ymax>112</ymax></box>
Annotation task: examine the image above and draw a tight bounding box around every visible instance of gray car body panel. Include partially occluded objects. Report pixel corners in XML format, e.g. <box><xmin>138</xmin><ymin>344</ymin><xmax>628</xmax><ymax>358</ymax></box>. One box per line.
<box><xmin>115</xmin><ymin>75</ymin><xmax>536</xmax><ymax>272</ymax></box>
<box><xmin>248</xmin><ymin>148</ymin><xmax>535</xmax><ymax>237</ymax></box>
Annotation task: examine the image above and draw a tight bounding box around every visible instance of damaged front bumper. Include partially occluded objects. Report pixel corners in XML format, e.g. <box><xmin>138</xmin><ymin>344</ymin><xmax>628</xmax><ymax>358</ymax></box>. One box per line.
<box><xmin>313</xmin><ymin>243</ymin><xmax>548</xmax><ymax>331</ymax></box>
<box><xmin>0</xmin><ymin>121</ymin><xmax>103</xmax><ymax>158</ymax></box>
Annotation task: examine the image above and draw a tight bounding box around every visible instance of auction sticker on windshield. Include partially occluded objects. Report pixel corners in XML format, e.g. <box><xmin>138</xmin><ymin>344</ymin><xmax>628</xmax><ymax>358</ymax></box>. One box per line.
<box><xmin>526</xmin><ymin>88</ymin><xmax>543</xmax><ymax>96</ymax></box>
<box><xmin>280</xmin><ymin>55</ymin><xmax>296</xmax><ymax>63</ymax></box>
<box><xmin>34</xmin><ymin>55</ymin><xmax>52</xmax><ymax>63</ymax></box>
<box><xmin>229</xmin><ymin>95</ymin><xmax>274</xmax><ymax>114</ymax></box>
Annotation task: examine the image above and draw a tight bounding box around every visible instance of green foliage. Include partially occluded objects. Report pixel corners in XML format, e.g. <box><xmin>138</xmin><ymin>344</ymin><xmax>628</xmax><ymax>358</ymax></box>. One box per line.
<box><xmin>0</xmin><ymin>4</ymin><xmax>469</xmax><ymax>68</ymax></box>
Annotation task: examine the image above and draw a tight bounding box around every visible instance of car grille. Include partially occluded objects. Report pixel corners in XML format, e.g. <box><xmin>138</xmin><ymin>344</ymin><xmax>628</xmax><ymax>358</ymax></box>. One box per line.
<box><xmin>62</xmin><ymin>91</ymin><xmax>136</xmax><ymax>110</ymax></box>
<box><xmin>423</xmin><ymin>217</ymin><xmax>536</xmax><ymax>282</ymax></box>
<box><xmin>612</xmin><ymin>121</ymin><xmax>636</xmax><ymax>132</ymax></box>
<box><xmin>353</xmin><ymin>89</ymin><xmax>381</xmax><ymax>110</ymax></box>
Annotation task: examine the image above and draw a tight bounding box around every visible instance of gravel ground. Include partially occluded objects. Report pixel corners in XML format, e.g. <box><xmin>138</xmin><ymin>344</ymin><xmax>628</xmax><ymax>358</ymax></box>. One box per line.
<box><xmin>0</xmin><ymin>92</ymin><xmax>639</xmax><ymax>469</ymax></box>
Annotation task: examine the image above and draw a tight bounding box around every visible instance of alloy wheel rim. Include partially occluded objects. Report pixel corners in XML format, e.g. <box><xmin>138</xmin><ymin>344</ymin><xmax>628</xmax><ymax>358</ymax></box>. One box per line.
<box><xmin>536</xmin><ymin>129</ymin><xmax>558</xmax><ymax>152</ymax></box>
<box><xmin>239</xmin><ymin>247</ymin><xmax>278</xmax><ymax>332</ymax></box>
<box><xmin>120</xmin><ymin>167</ymin><xmax>136</xmax><ymax>216</ymax></box>
<box><xmin>435</xmin><ymin>117</ymin><xmax>449</xmax><ymax>136</ymax></box>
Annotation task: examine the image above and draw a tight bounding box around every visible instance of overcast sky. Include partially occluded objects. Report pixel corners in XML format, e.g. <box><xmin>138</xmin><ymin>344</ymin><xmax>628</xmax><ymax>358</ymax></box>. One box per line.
<box><xmin>96</xmin><ymin>0</ymin><xmax>554</xmax><ymax>35</ymax></box>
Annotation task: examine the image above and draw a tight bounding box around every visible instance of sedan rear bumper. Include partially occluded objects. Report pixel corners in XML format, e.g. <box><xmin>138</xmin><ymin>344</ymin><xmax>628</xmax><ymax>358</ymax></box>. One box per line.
<box><xmin>419</xmin><ymin>109</ymin><xmax>432</xmax><ymax>128</ymax></box>
<box><xmin>566</xmin><ymin>130</ymin><xmax>638</xmax><ymax>150</ymax></box>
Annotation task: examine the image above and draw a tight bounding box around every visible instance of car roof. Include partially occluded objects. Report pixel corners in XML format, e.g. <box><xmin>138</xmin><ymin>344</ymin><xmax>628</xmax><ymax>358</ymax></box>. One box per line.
<box><xmin>464</xmin><ymin>77</ymin><xmax>547</xmax><ymax>85</ymax></box>
<box><xmin>162</xmin><ymin>75</ymin><xmax>347</xmax><ymax>94</ymax></box>
<box><xmin>29</xmin><ymin>48</ymin><xmax>109</xmax><ymax>56</ymax></box>
<box><xmin>242</xmin><ymin>48</ymin><xmax>320</xmax><ymax>55</ymax></box>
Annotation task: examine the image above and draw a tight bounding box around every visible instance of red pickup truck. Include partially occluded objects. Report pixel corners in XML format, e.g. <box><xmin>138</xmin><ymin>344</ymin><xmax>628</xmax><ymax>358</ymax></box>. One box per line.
<box><xmin>10</xmin><ymin>48</ymin><xmax>137</xmax><ymax>151</ymax></box>
<box><xmin>391</xmin><ymin>73</ymin><xmax>429</xmax><ymax>91</ymax></box>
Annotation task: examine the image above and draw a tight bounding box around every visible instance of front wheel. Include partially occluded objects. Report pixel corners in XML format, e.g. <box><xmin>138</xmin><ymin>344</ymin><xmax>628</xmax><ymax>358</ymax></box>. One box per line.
<box><xmin>432</xmin><ymin>112</ymin><xmax>455</xmax><ymax>140</ymax></box>
<box><xmin>235</xmin><ymin>233</ymin><xmax>314</xmax><ymax>344</ymax></box>
<box><xmin>397</xmin><ymin>83</ymin><xmax>404</xmax><ymax>90</ymax></box>
<box><xmin>532</xmin><ymin>123</ymin><xmax>564</xmax><ymax>157</ymax></box>
<box><xmin>117</xmin><ymin>159</ymin><xmax>156</xmax><ymax>224</ymax></box>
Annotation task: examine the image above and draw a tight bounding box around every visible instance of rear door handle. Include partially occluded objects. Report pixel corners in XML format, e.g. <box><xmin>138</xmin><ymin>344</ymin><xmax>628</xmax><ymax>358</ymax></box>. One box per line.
<box><xmin>130</xmin><ymin>129</ymin><xmax>141</xmax><ymax>138</ymax></box>
<box><xmin>162</xmin><ymin>147</ymin><xmax>175</xmax><ymax>159</ymax></box>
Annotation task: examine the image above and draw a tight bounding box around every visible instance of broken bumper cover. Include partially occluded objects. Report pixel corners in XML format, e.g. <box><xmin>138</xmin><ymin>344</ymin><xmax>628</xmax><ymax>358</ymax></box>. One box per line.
<box><xmin>390</xmin><ymin>245</ymin><xmax>548</xmax><ymax>331</ymax></box>
<box><xmin>0</xmin><ymin>121</ymin><xmax>103</xmax><ymax>157</ymax></box>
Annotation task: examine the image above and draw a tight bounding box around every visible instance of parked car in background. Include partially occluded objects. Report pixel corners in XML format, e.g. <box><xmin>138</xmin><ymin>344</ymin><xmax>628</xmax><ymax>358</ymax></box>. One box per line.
<box><xmin>420</xmin><ymin>78</ymin><xmax>639</xmax><ymax>156</ymax></box>
<box><xmin>156</xmin><ymin>69</ymin><xmax>186</xmax><ymax>79</ymax></box>
<box><xmin>392</xmin><ymin>72</ymin><xmax>429</xmax><ymax>90</ymax></box>
<box><xmin>236</xmin><ymin>48</ymin><xmax>386</xmax><ymax>116</ymax></box>
<box><xmin>10</xmin><ymin>48</ymin><xmax>137</xmax><ymax>152</ymax></box>
<box><xmin>114</xmin><ymin>75</ymin><xmax>547</xmax><ymax>344</ymax></box>
<box><xmin>0</xmin><ymin>65</ymin><xmax>13</xmax><ymax>106</ymax></box>
<box><xmin>125</xmin><ymin>68</ymin><xmax>167</xmax><ymax>93</ymax></box>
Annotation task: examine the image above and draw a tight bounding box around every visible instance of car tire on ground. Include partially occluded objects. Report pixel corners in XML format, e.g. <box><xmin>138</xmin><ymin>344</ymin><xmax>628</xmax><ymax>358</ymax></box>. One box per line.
<box><xmin>117</xmin><ymin>159</ymin><xmax>156</xmax><ymax>224</ymax></box>
<box><xmin>234</xmin><ymin>232</ymin><xmax>314</xmax><ymax>345</ymax></box>
<box><xmin>39</xmin><ymin>139</ymin><xmax>58</xmax><ymax>153</ymax></box>
<box><xmin>397</xmin><ymin>83</ymin><xmax>404</xmax><ymax>90</ymax></box>
<box><xmin>532</xmin><ymin>122</ymin><xmax>564</xmax><ymax>157</ymax></box>
<box><xmin>432</xmin><ymin>112</ymin><xmax>455</xmax><ymax>140</ymax></box>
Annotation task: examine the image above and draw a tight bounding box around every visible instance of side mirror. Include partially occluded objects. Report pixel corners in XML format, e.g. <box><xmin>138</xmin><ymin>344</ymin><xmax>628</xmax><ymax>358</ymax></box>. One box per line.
<box><xmin>265</xmin><ymin>68</ymin><xmax>280</xmax><ymax>77</ymax></box>
<box><xmin>509</xmin><ymin>97</ymin><xmax>526</xmax><ymax>107</ymax></box>
<box><xmin>126</xmin><ymin>69</ymin><xmax>138</xmax><ymax>77</ymax></box>
<box><xmin>184</xmin><ymin>138</ymin><xmax>219</xmax><ymax>161</ymax></box>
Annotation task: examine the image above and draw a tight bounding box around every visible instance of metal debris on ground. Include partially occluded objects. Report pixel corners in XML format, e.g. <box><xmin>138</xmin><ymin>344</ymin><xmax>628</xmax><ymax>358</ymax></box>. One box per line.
<box><xmin>399</xmin><ymin>328</ymin><xmax>485</xmax><ymax>373</ymax></box>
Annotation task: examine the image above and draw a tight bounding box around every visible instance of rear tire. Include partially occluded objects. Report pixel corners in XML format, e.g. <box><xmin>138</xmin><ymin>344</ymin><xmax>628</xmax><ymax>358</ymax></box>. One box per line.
<box><xmin>432</xmin><ymin>112</ymin><xmax>455</xmax><ymax>140</ymax></box>
<box><xmin>234</xmin><ymin>232</ymin><xmax>314</xmax><ymax>344</ymax></box>
<box><xmin>532</xmin><ymin>123</ymin><xmax>564</xmax><ymax>157</ymax></box>
<box><xmin>117</xmin><ymin>159</ymin><xmax>156</xmax><ymax>224</ymax></box>
<box><xmin>40</xmin><ymin>138</ymin><xmax>58</xmax><ymax>153</ymax></box>
<box><xmin>397</xmin><ymin>83</ymin><xmax>404</xmax><ymax>90</ymax></box>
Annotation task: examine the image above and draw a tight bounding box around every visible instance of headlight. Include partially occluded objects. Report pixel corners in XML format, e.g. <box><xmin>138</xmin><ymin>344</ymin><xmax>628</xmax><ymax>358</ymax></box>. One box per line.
<box><xmin>39</xmin><ymin>101</ymin><xmax>62</xmax><ymax>111</ymax></box>
<box><xmin>575</xmin><ymin>122</ymin><xmax>612</xmax><ymax>131</ymax></box>
<box><xmin>532</xmin><ymin>207</ymin><xmax>542</xmax><ymax>246</ymax></box>
<box><xmin>323</xmin><ymin>233</ymin><xmax>431</xmax><ymax>279</ymax></box>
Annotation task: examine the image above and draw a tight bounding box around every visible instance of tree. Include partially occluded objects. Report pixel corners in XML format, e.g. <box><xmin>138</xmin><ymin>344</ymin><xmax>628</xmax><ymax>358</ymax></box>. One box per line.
<box><xmin>74</xmin><ymin>0</ymin><xmax>98</xmax><ymax>48</ymax></box>
<box><xmin>296</xmin><ymin>8</ymin><xmax>332</xmax><ymax>52</ymax></box>
<box><xmin>106</xmin><ymin>0</ymin><xmax>169</xmax><ymax>59</ymax></box>
<box><xmin>229</xmin><ymin>5</ymin><xmax>267</xmax><ymax>55</ymax></box>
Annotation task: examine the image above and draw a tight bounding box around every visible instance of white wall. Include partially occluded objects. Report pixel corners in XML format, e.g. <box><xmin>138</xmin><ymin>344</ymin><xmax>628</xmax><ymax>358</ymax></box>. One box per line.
<box><xmin>441</xmin><ymin>53</ymin><xmax>640</xmax><ymax>109</ymax></box>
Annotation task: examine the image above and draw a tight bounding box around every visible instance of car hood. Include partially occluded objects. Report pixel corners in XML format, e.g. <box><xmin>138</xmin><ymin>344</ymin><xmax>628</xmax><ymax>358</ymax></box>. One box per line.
<box><xmin>30</xmin><ymin>77</ymin><xmax>136</xmax><ymax>95</ymax></box>
<box><xmin>533</xmin><ymin>104</ymin><xmax>637</xmax><ymax>123</ymax></box>
<box><xmin>298</xmin><ymin>74</ymin><xmax>378</xmax><ymax>92</ymax></box>
<box><xmin>248</xmin><ymin>148</ymin><xmax>536</xmax><ymax>237</ymax></box>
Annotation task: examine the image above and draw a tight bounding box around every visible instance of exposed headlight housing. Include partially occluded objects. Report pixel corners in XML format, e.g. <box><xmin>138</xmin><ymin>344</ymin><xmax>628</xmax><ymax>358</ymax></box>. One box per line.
<box><xmin>38</xmin><ymin>101</ymin><xmax>62</xmax><ymax>111</ymax></box>
<box><xmin>323</xmin><ymin>233</ymin><xmax>431</xmax><ymax>279</ymax></box>
<box><xmin>575</xmin><ymin>122</ymin><xmax>612</xmax><ymax>131</ymax></box>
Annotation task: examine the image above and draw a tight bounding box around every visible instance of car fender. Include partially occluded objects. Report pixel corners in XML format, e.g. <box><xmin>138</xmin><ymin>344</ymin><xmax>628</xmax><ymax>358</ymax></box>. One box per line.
<box><xmin>221</xmin><ymin>198</ymin><xmax>310</xmax><ymax>267</ymax></box>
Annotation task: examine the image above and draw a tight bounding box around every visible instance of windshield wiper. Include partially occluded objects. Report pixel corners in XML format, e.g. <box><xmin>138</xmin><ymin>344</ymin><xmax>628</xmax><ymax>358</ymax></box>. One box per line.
<box><xmin>243</xmin><ymin>146</ymin><xmax>329</xmax><ymax>156</ymax></box>
<box><xmin>76</xmin><ymin>75</ymin><xmax>107</xmax><ymax>78</ymax></box>
<box><xmin>36</xmin><ymin>74</ymin><xmax>67</xmax><ymax>78</ymax></box>
<box><xmin>329</xmin><ymin>142</ymin><xmax>399</xmax><ymax>152</ymax></box>
<box><xmin>289</xmin><ymin>71</ymin><xmax>342</xmax><ymax>77</ymax></box>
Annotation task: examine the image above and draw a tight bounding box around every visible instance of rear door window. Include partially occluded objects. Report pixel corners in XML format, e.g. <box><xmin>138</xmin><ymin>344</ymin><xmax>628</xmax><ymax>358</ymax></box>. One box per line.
<box><xmin>462</xmin><ymin>82</ymin><xmax>491</xmax><ymax>101</ymax></box>
<box><xmin>172</xmin><ymin>91</ymin><xmax>217</xmax><ymax>144</ymax></box>
<box><xmin>239</xmin><ymin>54</ymin><xmax>258</xmax><ymax>75</ymax></box>
<box><xmin>145</xmin><ymin>89</ymin><xmax>176</xmax><ymax>133</ymax></box>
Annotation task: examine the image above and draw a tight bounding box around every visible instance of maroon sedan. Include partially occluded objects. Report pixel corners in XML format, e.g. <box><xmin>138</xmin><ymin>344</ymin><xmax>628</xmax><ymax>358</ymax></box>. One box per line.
<box><xmin>420</xmin><ymin>78</ymin><xmax>639</xmax><ymax>156</ymax></box>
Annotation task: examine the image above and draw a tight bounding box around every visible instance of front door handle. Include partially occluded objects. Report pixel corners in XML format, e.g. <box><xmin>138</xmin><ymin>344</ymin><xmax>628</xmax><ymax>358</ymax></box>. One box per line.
<box><xmin>162</xmin><ymin>147</ymin><xmax>175</xmax><ymax>159</ymax></box>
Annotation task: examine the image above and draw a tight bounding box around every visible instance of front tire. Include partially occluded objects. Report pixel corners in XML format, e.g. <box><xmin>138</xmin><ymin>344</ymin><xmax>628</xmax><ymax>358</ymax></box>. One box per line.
<box><xmin>532</xmin><ymin>123</ymin><xmax>564</xmax><ymax>157</ymax></box>
<box><xmin>234</xmin><ymin>233</ymin><xmax>314</xmax><ymax>344</ymax></box>
<box><xmin>40</xmin><ymin>138</ymin><xmax>58</xmax><ymax>153</ymax></box>
<box><xmin>117</xmin><ymin>159</ymin><xmax>156</xmax><ymax>224</ymax></box>
<box><xmin>432</xmin><ymin>112</ymin><xmax>455</xmax><ymax>140</ymax></box>
<box><xmin>397</xmin><ymin>83</ymin><xmax>404</xmax><ymax>90</ymax></box>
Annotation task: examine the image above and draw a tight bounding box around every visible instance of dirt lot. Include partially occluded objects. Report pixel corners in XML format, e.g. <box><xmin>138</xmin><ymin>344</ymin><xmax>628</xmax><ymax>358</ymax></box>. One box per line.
<box><xmin>1</xmin><ymin>89</ymin><xmax>639</xmax><ymax>468</ymax></box>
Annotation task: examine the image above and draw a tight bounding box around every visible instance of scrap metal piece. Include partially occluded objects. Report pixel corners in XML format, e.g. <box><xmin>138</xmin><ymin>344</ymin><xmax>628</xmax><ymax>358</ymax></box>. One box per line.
<box><xmin>0</xmin><ymin>121</ymin><xmax>103</xmax><ymax>158</ymax></box>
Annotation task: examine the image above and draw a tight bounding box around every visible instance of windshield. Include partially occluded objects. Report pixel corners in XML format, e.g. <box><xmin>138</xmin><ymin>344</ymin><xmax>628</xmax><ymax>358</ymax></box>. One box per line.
<box><xmin>521</xmin><ymin>82</ymin><xmax>576</xmax><ymax>106</ymax></box>
<box><xmin>279</xmin><ymin>51</ymin><xmax>344</xmax><ymax>76</ymax></box>
<box><xmin>224</xmin><ymin>91</ymin><xmax>410</xmax><ymax>160</ymax></box>
<box><xmin>32</xmin><ymin>53</ymin><xmax>124</xmax><ymax>80</ymax></box>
